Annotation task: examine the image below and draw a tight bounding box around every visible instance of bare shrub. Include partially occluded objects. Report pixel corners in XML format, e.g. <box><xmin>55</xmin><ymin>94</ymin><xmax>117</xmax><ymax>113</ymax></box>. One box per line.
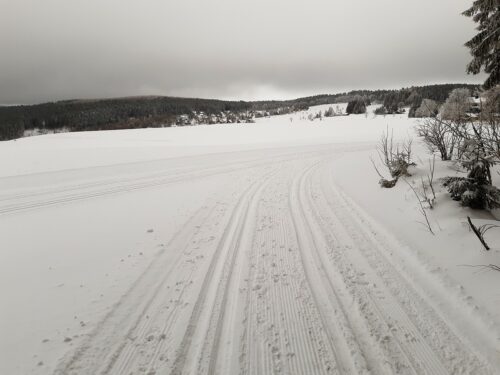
<box><xmin>419</xmin><ymin>156</ymin><xmax>437</xmax><ymax>209</ymax></box>
<box><xmin>371</xmin><ymin>127</ymin><xmax>415</xmax><ymax>188</ymax></box>
<box><xmin>403</xmin><ymin>179</ymin><xmax>435</xmax><ymax>235</ymax></box>
<box><xmin>377</xmin><ymin>127</ymin><xmax>415</xmax><ymax>179</ymax></box>
<box><xmin>414</xmin><ymin>87</ymin><xmax>500</xmax><ymax>210</ymax></box>
<box><xmin>416</xmin><ymin>117</ymin><xmax>462</xmax><ymax>160</ymax></box>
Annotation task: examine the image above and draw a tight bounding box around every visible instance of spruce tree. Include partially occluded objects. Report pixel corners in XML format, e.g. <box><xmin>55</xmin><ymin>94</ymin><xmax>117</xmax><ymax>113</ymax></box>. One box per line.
<box><xmin>463</xmin><ymin>0</ymin><xmax>500</xmax><ymax>89</ymax></box>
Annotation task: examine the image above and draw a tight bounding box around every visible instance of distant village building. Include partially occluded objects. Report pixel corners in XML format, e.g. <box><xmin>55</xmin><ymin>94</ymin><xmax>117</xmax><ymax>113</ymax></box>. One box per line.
<box><xmin>467</xmin><ymin>95</ymin><xmax>482</xmax><ymax>114</ymax></box>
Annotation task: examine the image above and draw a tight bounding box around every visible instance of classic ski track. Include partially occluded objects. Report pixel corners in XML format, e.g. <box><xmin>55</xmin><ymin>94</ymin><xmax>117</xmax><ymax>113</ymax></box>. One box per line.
<box><xmin>0</xmin><ymin>155</ymin><xmax>260</xmax><ymax>202</ymax></box>
<box><xmin>50</xmin><ymin>148</ymin><xmax>500</xmax><ymax>375</ymax></box>
<box><xmin>0</xmin><ymin>158</ymin><xmax>276</xmax><ymax>215</ymax></box>
<box><xmin>288</xmin><ymin>160</ymin><xmax>375</xmax><ymax>374</ymax></box>
<box><xmin>54</xmin><ymin>162</ymin><xmax>282</xmax><ymax>375</ymax></box>
<box><xmin>309</xmin><ymin>159</ymin><xmax>496</xmax><ymax>374</ymax></box>
<box><xmin>0</xmin><ymin>148</ymin><xmax>336</xmax><ymax>212</ymax></box>
<box><xmin>0</xmin><ymin>144</ymin><xmax>337</xmax><ymax>202</ymax></box>
<box><xmin>204</xmin><ymin>164</ymin><xmax>272</xmax><ymax>375</ymax></box>
<box><xmin>301</xmin><ymin>161</ymin><xmax>438</xmax><ymax>374</ymax></box>
<box><xmin>169</xmin><ymin>164</ymin><xmax>281</xmax><ymax>375</ymax></box>
<box><xmin>103</xmin><ymin>199</ymin><xmax>230</xmax><ymax>375</ymax></box>
<box><xmin>53</xmin><ymin>202</ymin><xmax>224</xmax><ymax>375</ymax></box>
<box><xmin>108</xmin><ymin>163</ymin><xmax>276</xmax><ymax>375</ymax></box>
<box><xmin>240</xmin><ymin>159</ymin><xmax>350</xmax><ymax>375</ymax></box>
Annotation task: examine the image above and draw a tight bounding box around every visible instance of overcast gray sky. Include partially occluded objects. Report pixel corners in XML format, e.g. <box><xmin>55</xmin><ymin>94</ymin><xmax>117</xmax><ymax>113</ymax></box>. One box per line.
<box><xmin>0</xmin><ymin>0</ymin><xmax>484</xmax><ymax>104</ymax></box>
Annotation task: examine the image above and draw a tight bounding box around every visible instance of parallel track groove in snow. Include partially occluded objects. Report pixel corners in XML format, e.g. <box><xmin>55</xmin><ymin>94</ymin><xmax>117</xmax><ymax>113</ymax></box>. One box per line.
<box><xmin>0</xmin><ymin>160</ymin><xmax>272</xmax><ymax>215</ymax></box>
<box><xmin>50</xmin><ymin>149</ymin><xmax>499</xmax><ymax>375</ymax></box>
<box><xmin>241</xmin><ymin>160</ymin><xmax>348</xmax><ymax>375</ymax></box>
<box><xmin>310</xmin><ymin>160</ymin><xmax>495</xmax><ymax>374</ymax></box>
<box><xmin>54</xmin><ymin>203</ymin><xmax>220</xmax><ymax>374</ymax></box>
<box><xmin>288</xmin><ymin>160</ymin><xmax>372</xmax><ymax>374</ymax></box>
<box><xmin>0</xmin><ymin>148</ymin><xmax>337</xmax><ymax>215</ymax></box>
<box><xmin>170</xmin><ymin>164</ymin><xmax>281</xmax><ymax>375</ymax></box>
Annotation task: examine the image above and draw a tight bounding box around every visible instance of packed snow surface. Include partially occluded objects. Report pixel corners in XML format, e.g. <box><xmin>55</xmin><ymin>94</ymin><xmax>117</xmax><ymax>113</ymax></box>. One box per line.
<box><xmin>1</xmin><ymin>105</ymin><xmax>499</xmax><ymax>374</ymax></box>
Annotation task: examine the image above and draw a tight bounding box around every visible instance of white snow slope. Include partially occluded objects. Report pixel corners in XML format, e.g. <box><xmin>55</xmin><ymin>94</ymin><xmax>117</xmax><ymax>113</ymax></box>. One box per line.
<box><xmin>1</xmin><ymin>105</ymin><xmax>499</xmax><ymax>375</ymax></box>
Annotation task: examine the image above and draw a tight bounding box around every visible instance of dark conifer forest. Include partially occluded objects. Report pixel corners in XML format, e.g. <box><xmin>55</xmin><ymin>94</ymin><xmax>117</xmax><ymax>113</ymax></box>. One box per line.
<box><xmin>0</xmin><ymin>83</ymin><xmax>478</xmax><ymax>140</ymax></box>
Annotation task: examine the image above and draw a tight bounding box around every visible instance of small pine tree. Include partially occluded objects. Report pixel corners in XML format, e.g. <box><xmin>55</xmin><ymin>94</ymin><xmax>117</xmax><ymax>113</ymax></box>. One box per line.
<box><xmin>346</xmin><ymin>97</ymin><xmax>367</xmax><ymax>114</ymax></box>
<box><xmin>324</xmin><ymin>107</ymin><xmax>335</xmax><ymax>117</ymax></box>
<box><xmin>444</xmin><ymin>138</ymin><xmax>500</xmax><ymax>209</ymax></box>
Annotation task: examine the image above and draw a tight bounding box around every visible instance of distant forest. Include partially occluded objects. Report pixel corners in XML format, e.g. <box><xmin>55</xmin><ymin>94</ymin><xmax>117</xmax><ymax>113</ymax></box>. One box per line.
<box><xmin>0</xmin><ymin>83</ymin><xmax>478</xmax><ymax>140</ymax></box>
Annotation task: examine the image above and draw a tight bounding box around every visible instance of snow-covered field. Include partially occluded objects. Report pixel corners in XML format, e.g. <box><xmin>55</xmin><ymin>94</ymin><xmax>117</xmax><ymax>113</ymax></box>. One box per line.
<box><xmin>1</xmin><ymin>105</ymin><xmax>499</xmax><ymax>374</ymax></box>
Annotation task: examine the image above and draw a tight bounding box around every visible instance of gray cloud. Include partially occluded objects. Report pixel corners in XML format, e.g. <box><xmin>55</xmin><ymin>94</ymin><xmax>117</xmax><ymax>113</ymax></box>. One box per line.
<box><xmin>0</xmin><ymin>0</ymin><xmax>484</xmax><ymax>104</ymax></box>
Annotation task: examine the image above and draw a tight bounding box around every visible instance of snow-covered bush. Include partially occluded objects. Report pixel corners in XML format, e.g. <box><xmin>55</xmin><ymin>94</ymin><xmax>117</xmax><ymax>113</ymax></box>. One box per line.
<box><xmin>414</xmin><ymin>99</ymin><xmax>439</xmax><ymax>118</ymax></box>
<box><xmin>443</xmin><ymin>176</ymin><xmax>500</xmax><ymax>209</ymax></box>
<box><xmin>439</xmin><ymin>88</ymin><xmax>471</xmax><ymax>122</ymax></box>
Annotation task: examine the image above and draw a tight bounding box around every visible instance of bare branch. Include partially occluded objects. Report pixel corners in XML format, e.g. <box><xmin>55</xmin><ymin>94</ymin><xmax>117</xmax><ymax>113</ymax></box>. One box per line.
<box><xmin>403</xmin><ymin>178</ymin><xmax>434</xmax><ymax>235</ymax></box>
<box><xmin>370</xmin><ymin>157</ymin><xmax>385</xmax><ymax>179</ymax></box>
<box><xmin>466</xmin><ymin>216</ymin><xmax>498</xmax><ymax>251</ymax></box>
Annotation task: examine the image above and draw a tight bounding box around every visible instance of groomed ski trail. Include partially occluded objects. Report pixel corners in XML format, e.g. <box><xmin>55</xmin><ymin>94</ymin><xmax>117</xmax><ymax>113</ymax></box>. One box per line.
<box><xmin>52</xmin><ymin>151</ymin><xmax>499</xmax><ymax>375</ymax></box>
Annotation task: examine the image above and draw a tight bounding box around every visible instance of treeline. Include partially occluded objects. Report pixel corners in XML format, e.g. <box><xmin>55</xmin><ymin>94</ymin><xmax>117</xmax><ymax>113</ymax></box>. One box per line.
<box><xmin>373</xmin><ymin>84</ymin><xmax>479</xmax><ymax>116</ymax></box>
<box><xmin>0</xmin><ymin>96</ymin><xmax>309</xmax><ymax>141</ymax></box>
<box><xmin>0</xmin><ymin>84</ymin><xmax>478</xmax><ymax>140</ymax></box>
<box><xmin>0</xmin><ymin>96</ymin><xmax>255</xmax><ymax>140</ymax></box>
